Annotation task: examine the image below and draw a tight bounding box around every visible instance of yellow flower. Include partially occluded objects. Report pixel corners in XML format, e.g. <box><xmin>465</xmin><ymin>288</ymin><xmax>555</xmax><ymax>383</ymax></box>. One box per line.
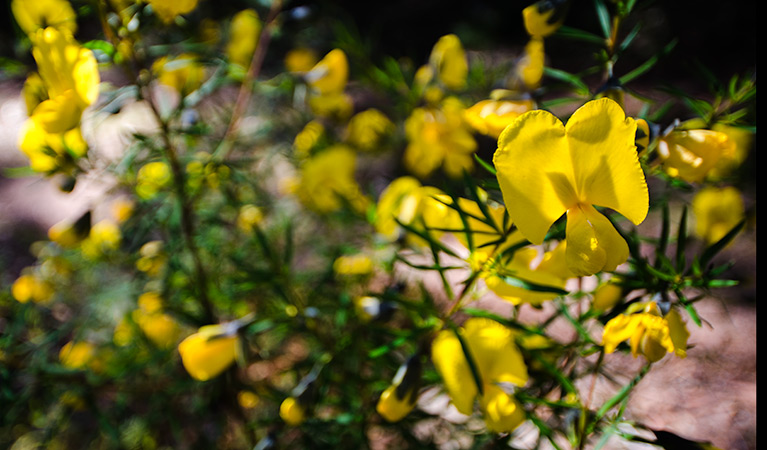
<box><xmin>131</xmin><ymin>292</ymin><xmax>181</xmax><ymax>349</ymax></box>
<box><xmin>522</xmin><ymin>0</ymin><xmax>568</xmax><ymax>38</ymax></box>
<box><xmin>307</xmin><ymin>91</ymin><xmax>353</xmax><ymax>120</ymax></box>
<box><xmin>59</xmin><ymin>341</ymin><xmax>96</xmax><ymax>370</ymax></box>
<box><xmin>516</xmin><ymin>37</ymin><xmax>545</xmax><ymax>90</ymax></box>
<box><xmin>135</xmin><ymin>240</ymin><xmax>167</xmax><ymax>277</ymax></box>
<box><xmin>29</xmin><ymin>27</ymin><xmax>100</xmax><ymax>133</ymax></box>
<box><xmin>146</xmin><ymin>0</ymin><xmax>199</xmax><ymax>24</ymax></box>
<box><xmin>494</xmin><ymin>98</ymin><xmax>649</xmax><ymax>276</ymax></box>
<box><xmin>293</xmin><ymin>120</ymin><xmax>325</xmax><ymax>159</ymax></box>
<box><xmin>464</xmin><ymin>97</ymin><xmax>535</xmax><ymax>138</ymax></box>
<box><xmin>279</xmin><ymin>397</ymin><xmax>306</xmax><ymax>426</ymax></box>
<box><xmin>152</xmin><ymin>54</ymin><xmax>204</xmax><ymax>96</ymax></box>
<box><xmin>602</xmin><ymin>302</ymin><xmax>689</xmax><ymax>363</ymax></box>
<box><xmin>305</xmin><ymin>48</ymin><xmax>348</xmax><ymax>95</ymax></box>
<box><xmin>11</xmin><ymin>0</ymin><xmax>77</xmax><ymax>37</ymax></box>
<box><xmin>12</xmin><ymin>272</ymin><xmax>54</xmax><ymax>304</ymax></box>
<box><xmin>344</xmin><ymin>108</ymin><xmax>395</xmax><ymax>151</ymax></box>
<box><xmin>591</xmin><ymin>277</ymin><xmax>624</xmax><ymax>312</ymax></box>
<box><xmin>431</xmin><ymin>318</ymin><xmax>528</xmax><ymax>433</ymax></box>
<box><xmin>285</xmin><ymin>47</ymin><xmax>319</xmax><ymax>73</ymax></box>
<box><xmin>429</xmin><ymin>34</ymin><xmax>468</xmax><ymax>91</ymax></box>
<box><xmin>111</xmin><ymin>198</ymin><xmax>135</xmax><ymax>223</ymax></box>
<box><xmin>404</xmin><ymin>97</ymin><xmax>477</xmax><ymax>179</ymax></box>
<box><xmin>136</xmin><ymin>161</ymin><xmax>172</xmax><ymax>200</ymax></box>
<box><xmin>178</xmin><ymin>323</ymin><xmax>241</xmax><ymax>381</ymax></box>
<box><xmin>376</xmin><ymin>357</ymin><xmax>421</xmax><ymax>422</ymax></box>
<box><xmin>237</xmin><ymin>391</ymin><xmax>260</xmax><ymax>409</ymax></box>
<box><xmin>80</xmin><ymin>220</ymin><xmax>122</xmax><ymax>259</ymax></box>
<box><xmin>692</xmin><ymin>186</ymin><xmax>745</xmax><ymax>245</ymax></box>
<box><xmin>294</xmin><ymin>145</ymin><xmax>369</xmax><ymax>214</ymax></box>
<box><xmin>48</xmin><ymin>212</ymin><xmax>91</xmax><ymax>249</ymax></box>
<box><xmin>236</xmin><ymin>204</ymin><xmax>264</xmax><ymax>233</ymax></box>
<box><xmin>657</xmin><ymin>129</ymin><xmax>735</xmax><ymax>183</ymax></box>
<box><xmin>226</xmin><ymin>9</ymin><xmax>261</xmax><ymax>69</ymax></box>
<box><xmin>333</xmin><ymin>254</ymin><xmax>374</xmax><ymax>276</ymax></box>
<box><xmin>481</xmin><ymin>242</ymin><xmax>573</xmax><ymax>306</ymax></box>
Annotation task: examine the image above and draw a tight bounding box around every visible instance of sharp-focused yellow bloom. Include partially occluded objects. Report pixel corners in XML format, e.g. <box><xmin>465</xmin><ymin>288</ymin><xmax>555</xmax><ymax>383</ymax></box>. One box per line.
<box><xmin>279</xmin><ymin>396</ymin><xmax>306</xmax><ymax>426</ymax></box>
<box><xmin>29</xmin><ymin>27</ymin><xmax>100</xmax><ymax>133</ymax></box>
<box><xmin>132</xmin><ymin>292</ymin><xmax>181</xmax><ymax>349</ymax></box>
<box><xmin>178</xmin><ymin>323</ymin><xmax>241</xmax><ymax>381</ymax></box>
<box><xmin>333</xmin><ymin>254</ymin><xmax>374</xmax><ymax>276</ymax></box>
<box><xmin>59</xmin><ymin>341</ymin><xmax>96</xmax><ymax>370</ymax></box>
<box><xmin>480</xmin><ymin>241</ymin><xmax>573</xmax><ymax>306</ymax></box>
<box><xmin>344</xmin><ymin>108</ymin><xmax>395</xmax><ymax>151</ymax></box>
<box><xmin>226</xmin><ymin>9</ymin><xmax>261</xmax><ymax>69</ymax></box>
<box><xmin>12</xmin><ymin>272</ymin><xmax>54</xmax><ymax>304</ymax></box>
<box><xmin>80</xmin><ymin>220</ymin><xmax>122</xmax><ymax>259</ymax></box>
<box><xmin>692</xmin><ymin>186</ymin><xmax>745</xmax><ymax>245</ymax></box>
<box><xmin>294</xmin><ymin>145</ymin><xmax>369</xmax><ymax>214</ymax></box>
<box><xmin>602</xmin><ymin>302</ymin><xmax>689</xmax><ymax>363</ymax></box>
<box><xmin>657</xmin><ymin>128</ymin><xmax>736</xmax><ymax>183</ymax></box>
<box><xmin>147</xmin><ymin>0</ymin><xmax>199</xmax><ymax>24</ymax></box>
<box><xmin>429</xmin><ymin>34</ymin><xmax>468</xmax><ymax>91</ymax></box>
<box><xmin>374</xmin><ymin>176</ymin><xmax>453</xmax><ymax>245</ymax></box>
<box><xmin>285</xmin><ymin>48</ymin><xmax>319</xmax><ymax>73</ymax></box>
<box><xmin>236</xmin><ymin>204</ymin><xmax>264</xmax><ymax>233</ymax></box>
<box><xmin>12</xmin><ymin>0</ymin><xmax>77</xmax><ymax>37</ymax></box>
<box><xmin>432</xmin><ymin>318</ymin><xmax>528</xmax><ymax>433</ymax></box>
<box><xmin>305</xmin><ymin>49</ymin><xmax>348</xmax><ymax>95</ymax></box>
<box><xmin>404</xmin><ymin>97</ymin><xmax>477</xmax><ymax>179</ymax></box>
<box><xmin>376</xmin><ymin>357</ymin><xmax>421</xmax><ymax>422</ymax></box>
<box><xmin>522</xmin><ymin>0</ymin><xmax>567</xmax><ymax>38</ymax></box>
<box><xmin>152</xmin><ymin>54</ymin><xmax>204</xmax><ymax>96</ymax></box>
<box><xmin>516</xmin><ymin>37</ymin><xmax>545</xmax><ymax>90</ymax></box>
<box><xmin>136</xmin><ymin>161</ymin><xmax>172</xmax><ymax>200</ymax></box>
<box><xmin>494</xmin><ymin>98</ymin><xmax>649</xmax><ymax>276</ymax></box>
<box><xmin>465</xmin><ymin>97</ymin><xmax>535</xmax><ymax>138</ymax></box>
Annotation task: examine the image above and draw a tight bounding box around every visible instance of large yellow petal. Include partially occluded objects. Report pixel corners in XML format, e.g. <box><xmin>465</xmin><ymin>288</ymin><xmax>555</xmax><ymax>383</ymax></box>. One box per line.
<box><xmin>602</xmin><ymin>314</ymin><xmax>642</xmax><ymax>353</ymax></box>
<box><xmin>565</xmin><ymin>204</ymin><xmax>628</xmax><ymax>276</ymax></box>
<box><xmin>431</xmin><ymin>328</ymin><xmax>478</xmax><ymax>415</ymax></box>
<box><xmin>494</xmin><ymin>110</ymin><xmax>574</xmax><ymax>244</ymax></box>
<box><xmin>462</xmin><ymin>318</ymin><xmax>528</xmax><ymax>387</ymax></box>
<box><xmin>565</xmin><ymin>98</ymin><xmax>648</xmax><ymax>225</ymax></box>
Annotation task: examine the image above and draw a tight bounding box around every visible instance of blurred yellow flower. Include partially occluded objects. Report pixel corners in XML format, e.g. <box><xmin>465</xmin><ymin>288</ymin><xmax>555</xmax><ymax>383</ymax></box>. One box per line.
<box><xmin>152</xmin><ymin>53</ymin><xmax>204</xmax><ymax>96</ymax></box>
<box><xmin>333</xmin><ymin>254</ymin><xmax>374</xmax><ymax>276</ymax></box>
<box><xmin>236</xmin><ymin>204</ymin><xmax>264</xmax><ymax>233</ymax></box>
<box><xmin>226</xmin><ymin>9</ymin><xmax>261</xmax><ymax>69</ymax></box>
<box><xmin>59</xmin><ymin>341</ymin><xmax>96</xmax><ymax>370</ymax></box>
<box><xmin>494</xmin><ymin>98</ymin><xmax>648</xmax><ymax>276</ymax></box>
<box><xmin>692</xmin><ymin>186</ymin><xmax>745</xmax><ymax>245</ymax></box>
<box><xmin>404</xmin><ymin>97</ymin><xmax>477</xmax><ymax>179</ymax></box>
<box><xmin>147</xmin><ymin>0</ymin><xmax>199</xmax><ymax>24</ymax></box>
<box><xmin>12</xmin><ymin>272</ymin><xmax>54</xmax><ymax>304</ymax></box>
<box><xmin>279</xmin><ymin>396</ymin><xmax>306</xmax><ymax>426</ymax></box>
<box><xmin>237</xmin><ymin>391</ymin><xmax>260</xmax><ymax>409</ymax></box>
<box><xmin>11</xmin><ymin>0</ymin><xmax>77</xmax><ymax>37</ymax></box>
<box><xmin>431</xmin><ymin>318</ymin><xmax>528</xmax><ymax>433</ymax></box>
<box><xmin>429</xmin><ymin>34</ymin><xmax>468</xmax><ymax>91</ymax></box>
<box><xmin>294</xmin><ymin>146</ymin><xmax>369</xmax><ymax>214</ymax></box>
<box><xmin>285</xmin><ymin>48</ymin><xmax>319</xmax><ymax>73</ymax></box>
<box><xmin>307</xmin><ymin>91</ymin><xmax>353</xmax><ymax>120</ymax></box>
<box><xmin>136</xmin><ymin>161</ymin><xmax>172</xmax><ymax>199</ymax></box>
<box><xmin>178</xmin><ymin>323</ymin><xmax>240</xmax><ymax>381</ymax></box>
<box><xmin>464</xmin><ymin>97</ymin><xmax>535</xmax><ymax>139</ymax></box>
<box><xmin>657</xmin><ymin>129</ymin><xmax>735</xmax><ymax>183</ymax></box>
<box><xmin>522</xmin><ymin>0</ymin><xmax>567</xmax><ymax>38</ymax></box>
<box><xmin>376</xmin><ymin>357</ymin><xmax>421</xmax><ymax>422</ymax></box>
<box><xmin>344</xmin><ymin>108</ymin><xmax>395</xmax><ymax>151</ymax></box>
<box><xmin>48</xmin><ymin>213</ymin><xmax>90</xmax><ymax>249</ymax></box>
<box><xmin>136</xmin><ymin>240</ymin><xmax>167</xmax><ymax>277</ymax></box>
<box><xmin>591</xmin><ymin>277</ymin><xmax>623</xmax><ymax>312</ymax></box>
<box><xmin>293</xmin><ymin>120</ymin><xmax>325</xmax><ymax>159</ymax></box>
<box><xmin>516</xmin><ymin>37</ymin><xmax>545</xmax><ymax>90</ymax></box>
<box><xmin>602</xmin><ymin>302</ymin><xmax>689</xmax><ymax>363</ymax></box>
<box><xmin>305</xmin><ymin>48</ymin><xmax>348</xmax><ymax>95</ymax></box>
<box><xmin>81</xmin><ymin>220</ymin><xmax>122</xmax><ymax>259</ymax></box>
<box><xmin>132</xmin><ymin>292</ymin><xmax>181</xmax><ymax>349</ymax></box>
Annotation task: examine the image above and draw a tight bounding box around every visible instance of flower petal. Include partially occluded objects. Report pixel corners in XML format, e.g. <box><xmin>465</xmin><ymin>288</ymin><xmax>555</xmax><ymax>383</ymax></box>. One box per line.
<box><xmin>431</xmin><ymin>328</ymin><xmax>478</xmax><ymax>415</ymax></box>
<box><xmin>565</xmin><ymin>204</ymin><xmax>628</xmax><ymax>276</ymax></box>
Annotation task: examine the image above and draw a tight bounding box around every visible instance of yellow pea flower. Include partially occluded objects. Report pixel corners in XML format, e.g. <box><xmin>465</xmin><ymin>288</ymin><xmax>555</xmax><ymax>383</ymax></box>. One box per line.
<box><xmin>431</xmin><ymin>318</ymin><xmax>528</xmax><ymax>433</ymax></box>
<box><xmin>59</xmin><ymin>340</ymin><xmax>96</xmax><ymax>370</ymax></box>
<box><xmin>493</xmin><ymin>98</ymin><xmax>649</xmax><ymax>276</ymax></box>
<box><xmin>516</xmin><ymin>37</ymin><xmax>545</xmax><ymax>90</ymax></box>
<box><xmin>236</xmin><ymin>204</ymin><xmax>264</xmax><ymax>233</ymax></box>
<box><xmin>152</xmin><ymin>54</ymin><xmax>204</xmax><ymax>96</ymax></box>
<box><xmin>22</xmin><ymin>73</ymin><xmax>48</xmax><ymax>116</ymax></box>
<box><xmin>11</xmin><ymin>0</ymin><xmax>77</xmax><ymax>37</ymax></box>
<box><xmin>692</xmin><ymin>186</ymin><xmax>745</xmax><ymax>245</ymax></box>
<box><xmin>131</xmin><ymin>292</ymin><xmax>181</xmax><ymax>349</ymax></box>
<box><xmin>602</xmin><ymin>302</ymin><xmax>689</xmax><ymax>363</ymax></box>
<box><xmin>285</xmin><ymin>47</ymin><xmax>319</xmax><ymax>73</ymax></box>
<box><xmin>344</xmin><ymin>108</ymin><xmax>395</xmax><ymax>151</ymax></box>
<box><xmin>279</xmin><ymin>396</ymin><xmax>306</xmax><ymax>426</ymax></box>
<box><xmin>293</xmin><ymin>120</ymin><xmax>325</xmax><ymax>159</ymax></box>
<box><xmin>429</xmin><ymin>34</ymin><xmax>468</xmax><ymax>91</ymax></box>
<box><xmin>226</xmin><ymin>9</ymin><xmax>261</xmax><ymax>69</ymax></box>
<box><xmin>333</xmin><ymin>254</ymin><xmax>374</xmax><ymax>276</ymax></box>
<box><xmin>178</xmin><ymin>323</ymin><xmax>241</xmax><ymax>381</ymax></box>
<box><xmin>146</xmin><ymin>0</ymin><xmax>199</xmax><ymax>24</ymax></box>
<box><xmin>404</xmin><ymin>96</ymin><xmax>477</xmax><ymax>179</ymax></box>
<box><xmin>591</xmin><ymin>277</ymin><xmax>624</xmax><ymax>312</ymax></box>
<box><xmin>464</xmin><ymin>97</ymin><xmax>535</xmax><ymax>139</ymax></box>
<box><xmin>376</xmin><ymin>357</ymin><xmax>421</xmax><ymax>422</ymax></box>
<box><xmin>522</xmin><ymin>0</ymin><xmax>568</xmax><ymax>38</ymax></box>
<box><xmin>307</xmin><ymin>91</ymin><xmax>353</xmax><ymax>120</ymax></box>
<box><xmin>12</xmin><ymin>272</ymin><xmax>54</xmax><ymax>304</ymax></box>
<box><xmin>237</xmin><ymin>391</ymin><xmax>260</xmax><ymax>409</ymax></box>
<box><xmin>80</xmin><ymin>220</ymin><xmax>122</xmax><ymax>259</ymax></box>
<box><xmin>48</xmin><ymin>212</ymin><xmax>91</xmax><ymax>249</ymax></box>
<box><xmin>294</xmin><ymin>145</ymin><xmax>369</xmax><ymax>214</ymax></box>
<box><xmin>135</xmin><ymin>240</ymin><xmax>167</xmax><ymax>277</ymax></box>
<box><xmin>305</xmin><ymin>48</ymin><xmax>348</xmax><ymax>95</ymax></box>
<box><xmin>136</xmin><ymin>161</ymin><xmax>172</xmax><ymax>200</ymax></box>
<box><xmin>657</xmin><ymin>128</ymin><xmax>735</xmax><ymax>183</ymax></box>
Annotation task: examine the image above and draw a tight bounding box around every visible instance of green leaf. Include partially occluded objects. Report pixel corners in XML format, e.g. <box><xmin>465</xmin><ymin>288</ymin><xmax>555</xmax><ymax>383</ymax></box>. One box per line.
<box><xmin>556</xmin><ymin>25</ymin><xmax>606</xmax><ymax>46</ymax></box>
<box><xmin>619</xmin><ymin>39</ymin><xmax>677</xmax><ymax>84</ymax></box>
<box><xmin>594</xmin><ymin>0</ymin><xmax>612</xmax><ymax>39</ymax></box>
